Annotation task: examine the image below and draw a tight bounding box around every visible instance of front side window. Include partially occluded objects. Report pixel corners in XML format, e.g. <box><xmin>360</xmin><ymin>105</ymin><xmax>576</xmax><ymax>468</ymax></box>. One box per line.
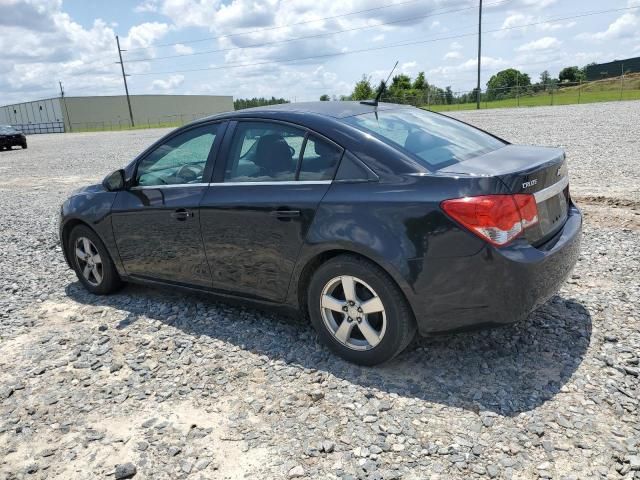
<box><xmin>225</xmin><ymin>122</ymin><xmax>305</xmax><ymax>182</ymax></box>
<box><xmin>344</xmin><ymin>108</ymin><xmax>505</xmax><ymax>170</ymax></box>
<box><xmin>136</xmin><ymin>124</ymin><xmax>218</xmax><ymax>186</ymax></box>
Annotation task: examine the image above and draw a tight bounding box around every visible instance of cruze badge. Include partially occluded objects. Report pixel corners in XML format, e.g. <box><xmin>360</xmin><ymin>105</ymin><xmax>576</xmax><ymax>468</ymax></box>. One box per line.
<box><xmin>522</xmin><ymin>179</ymin><xmax>538</xmax><ymax>189</ymax></box>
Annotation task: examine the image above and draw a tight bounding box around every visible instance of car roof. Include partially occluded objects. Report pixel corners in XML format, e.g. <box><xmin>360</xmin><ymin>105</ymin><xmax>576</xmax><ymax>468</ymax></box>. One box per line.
<box><xmin>200</xmin><ymin>101</ymin><xmax>408</xmax><ymax>122</ymax></box>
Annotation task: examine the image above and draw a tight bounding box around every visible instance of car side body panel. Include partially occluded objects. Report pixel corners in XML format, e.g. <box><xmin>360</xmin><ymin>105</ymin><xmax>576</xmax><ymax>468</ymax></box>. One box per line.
<box><xmin>59</xmin><ymin>184</ymin><xmax>120</xmax><ymax>272</ymax></box>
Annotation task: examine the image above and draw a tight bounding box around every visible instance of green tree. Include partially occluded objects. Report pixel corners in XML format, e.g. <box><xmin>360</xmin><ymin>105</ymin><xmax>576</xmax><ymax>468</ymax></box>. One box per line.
<box><xmin>559</xmin><ymin>66</ymin><xmax>584</xmax><ymax>83</ymax></box>
<box><xmin>319</xmin><ymin>94</ymin><xmax>330</xmax><ymax>101</ymax></box>
<box><xmin>234</xmin><ymin>96</ymin><xmax>289</xmax><ymax>110</ymax></box>
<box><xmin>539</xmin><ymin>70</ymin><xmax>550</xmax><ymax>85</ymax></box>
<box><xmin>486</xmin><ymin>68</ymin><xmax>531</xmax><ymax>99</ymax></box>
<box><xmin>390</xmin><ymin>74</ymin><xmax>412</xmax><ymax>91</ymax></box>
<box><xmin>581</xmin><ymin>62</ymin><xmax>596</xmax><ymax>80</ymax></box>
<box><xmin>445</xmin><ymin>86</ymin><xmax>453</xmax><ymax>105</ymax></box>
<box><xmin>351</xmin><ymin>75</ymin><xmax>374</xmax><ymax>101</ymax></box>
<box><xmin>413</xmin><ymin>72</ymin><xmax>428</xmax><ymax>90</ymax></box>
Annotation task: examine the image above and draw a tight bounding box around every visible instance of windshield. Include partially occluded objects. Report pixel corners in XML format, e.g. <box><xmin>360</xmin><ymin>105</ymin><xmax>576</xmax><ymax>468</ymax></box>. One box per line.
<box><xmin>344</xmin><ymin>108</ymin><xmax>505</xmax><ymax>170</ymax></box>
<box><xmin>0</xmin><ymin>126</ymin><xmax>18</xmax><ymax>134</ymax></box>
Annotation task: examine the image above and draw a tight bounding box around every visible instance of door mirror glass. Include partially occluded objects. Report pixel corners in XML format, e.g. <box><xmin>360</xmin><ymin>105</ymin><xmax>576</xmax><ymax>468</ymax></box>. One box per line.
<box><xmin>103</xmin><ymin>169</ymin><xmax>125</xmax><ymax>191</ymax></box>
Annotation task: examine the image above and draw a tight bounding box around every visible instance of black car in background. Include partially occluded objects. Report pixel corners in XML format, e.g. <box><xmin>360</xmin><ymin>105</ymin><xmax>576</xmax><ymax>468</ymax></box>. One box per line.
<box><xmin>59</xmin><ymin>102</ymin><xmax>581</xmax><ymax>365</ymax></box>
<box><xmin>0</xmin><ymin>125</ymin><xmax>27</xmax><ymax>150</ymax></box>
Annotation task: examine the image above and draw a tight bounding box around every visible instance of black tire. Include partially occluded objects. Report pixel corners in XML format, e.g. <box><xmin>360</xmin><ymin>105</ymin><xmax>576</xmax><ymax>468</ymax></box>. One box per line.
<box><xmin>21</xmin><ymin>143</ymin><xmax>27</xmax><ymax>149</ymax></box>
<box><xmin>68</xmin><ymin>225</ymin><xmax>122</xmax><ymax>294</ymax></box>
<box><xmin>308</xmin><ymin>255</ymin><xmax>416</xmax><ymax>366</ymax></box>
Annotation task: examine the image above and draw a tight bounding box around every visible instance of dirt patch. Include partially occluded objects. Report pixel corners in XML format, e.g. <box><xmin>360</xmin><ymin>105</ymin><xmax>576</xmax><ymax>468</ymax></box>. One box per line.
<box><xmin>575</xmin><ymin>198</ymin><xmax>640</xmax><ymax>230</ymax></box>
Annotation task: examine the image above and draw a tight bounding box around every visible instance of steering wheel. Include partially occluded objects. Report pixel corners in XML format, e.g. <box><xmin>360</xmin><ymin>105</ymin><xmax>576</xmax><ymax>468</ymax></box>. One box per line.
<box><xmin>288</xmin><ymin>145</ymin><xmax>295</xmax><ymax>158</ymax></box>
<box><xmin>177</xmin><ymin>164</ymin><xmax>204</xmax><ymax>183</ymax></box>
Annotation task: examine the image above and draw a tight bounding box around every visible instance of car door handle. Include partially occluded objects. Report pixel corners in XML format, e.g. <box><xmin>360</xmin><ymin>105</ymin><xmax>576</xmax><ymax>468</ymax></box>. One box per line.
<box><xmin>171</xmin><ymin>208</ymin><xmax>194</xmax><ymax>221</ymax></box>
<box><xmin>270</xmin><ymin>209</ymin><xmax>301</xmax><ymax>218</ymax></box>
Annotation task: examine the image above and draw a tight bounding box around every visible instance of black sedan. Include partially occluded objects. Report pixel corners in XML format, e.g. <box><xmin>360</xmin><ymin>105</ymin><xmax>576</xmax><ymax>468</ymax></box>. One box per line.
<box><xmin>0</xmin><ymin>125</ymin><xmax>27</xmax><ymax>150</ymax></box>
<box><xmin>59</xmin><ymin>102</ymin><xmax>581</xmax><ymax>365</ymax></box>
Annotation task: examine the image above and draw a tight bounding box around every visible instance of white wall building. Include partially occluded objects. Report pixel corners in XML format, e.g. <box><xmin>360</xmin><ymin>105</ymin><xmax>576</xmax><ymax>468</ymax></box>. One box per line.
<box><xmin>0</xmin><ymin>94</ymin><xmax>234</xmax><ymax>133</ymax></box>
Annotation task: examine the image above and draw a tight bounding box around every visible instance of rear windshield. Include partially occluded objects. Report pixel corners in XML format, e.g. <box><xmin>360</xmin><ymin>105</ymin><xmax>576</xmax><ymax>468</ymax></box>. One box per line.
<box><xmin>344</xmin><ymin>108</ymin><xmax>505</xmax><ymax>170</ymax></box>
<box><xmin>0</xmin><ymin>126</ymin><xmax>17</xmax><ymax>134</ymax></box>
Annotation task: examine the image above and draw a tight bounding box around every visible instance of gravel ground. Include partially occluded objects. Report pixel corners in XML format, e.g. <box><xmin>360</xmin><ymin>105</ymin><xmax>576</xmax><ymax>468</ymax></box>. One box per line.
<box><xmin>0</xmin><ymin>101</ymin><xmax>638</xmax><ymax>479</ymax></box>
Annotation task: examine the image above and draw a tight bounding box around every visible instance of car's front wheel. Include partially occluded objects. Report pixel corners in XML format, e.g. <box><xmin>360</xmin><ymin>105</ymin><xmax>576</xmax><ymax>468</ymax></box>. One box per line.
<box><xmin>308</xmin><ymin>255</ymin><xmax>416</xmax><ymax>366</ymax></box>
<box><xmin>68</xmin><ymin>225</ymin><xmax>122</xmax><ymax>294</ymax></box>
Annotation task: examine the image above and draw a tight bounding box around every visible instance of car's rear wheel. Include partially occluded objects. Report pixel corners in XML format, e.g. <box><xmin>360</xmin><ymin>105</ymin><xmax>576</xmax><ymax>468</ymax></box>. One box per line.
<box><xmin>68</xmin><ymin>225</ymin><xmax>122</xmax><ymax>294</ymax></box>
<box><xmin>308</xmin><ymin>255</ymin><xmax>416</xmax><ymax>366</ymax></box>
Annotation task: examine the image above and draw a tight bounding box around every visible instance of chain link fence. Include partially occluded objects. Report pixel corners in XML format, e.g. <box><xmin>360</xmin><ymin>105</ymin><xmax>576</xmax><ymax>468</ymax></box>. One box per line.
<box><xmin>382</xmin><ymin>74</ymin><xmax>640</xmax><ymax>112</ymax></box>
<box><xmin>70</xmin><ymin>112</ymin><xmax>211</xmax><ymax>133</ymax></box>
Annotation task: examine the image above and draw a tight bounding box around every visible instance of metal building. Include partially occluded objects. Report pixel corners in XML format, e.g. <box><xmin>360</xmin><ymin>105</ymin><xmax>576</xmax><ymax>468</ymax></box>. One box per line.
<box><xmin>585</xmin><ymin>56</ymin><xmax>640</xmax><ymax>81</ymax></box>
<box><xmin>0</xmin><ymin>94</ymin><xmax>234</xmax><ymax>134</ymax></box>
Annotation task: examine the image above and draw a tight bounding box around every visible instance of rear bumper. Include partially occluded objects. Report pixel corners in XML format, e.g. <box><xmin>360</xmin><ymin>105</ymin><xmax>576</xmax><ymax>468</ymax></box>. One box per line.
<box><xmin>410</xmin><ymin>203</ymin><xmax>582</xmax><ymax>334</ymax></box>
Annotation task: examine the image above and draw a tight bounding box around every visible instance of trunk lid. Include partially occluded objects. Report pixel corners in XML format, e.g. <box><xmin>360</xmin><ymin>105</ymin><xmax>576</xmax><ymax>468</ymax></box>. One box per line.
<box><xmin>440</xmin><ymin>145</ymin><xmax>570</xmax><ymax>245</ymax></box>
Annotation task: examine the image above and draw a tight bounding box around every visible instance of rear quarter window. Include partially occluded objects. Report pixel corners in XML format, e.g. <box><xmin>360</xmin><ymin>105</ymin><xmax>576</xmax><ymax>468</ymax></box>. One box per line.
<box><xmin>344</xmin><ymin>108</ymin><xmax>505</xmax><ymax>170</ymax></box>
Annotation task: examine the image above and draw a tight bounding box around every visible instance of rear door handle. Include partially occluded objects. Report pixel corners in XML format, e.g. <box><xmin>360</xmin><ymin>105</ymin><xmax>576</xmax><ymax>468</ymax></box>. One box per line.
<box><xmin>270</xmin><ymin>209</ymin><xmax>301</xmax><ymax>218</ymax></box>
<box><xmin>171</xmin><ymin>208</ymin><xmax>194</xmax><ymax>221</ymax></box>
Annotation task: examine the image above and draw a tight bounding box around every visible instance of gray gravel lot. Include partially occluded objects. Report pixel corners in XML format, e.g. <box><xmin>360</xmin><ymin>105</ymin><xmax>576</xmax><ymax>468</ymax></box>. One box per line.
<box><xmin>0</xmin><ymin>101</ymin><xmax>639</xmax><ymax>479</ymax></box>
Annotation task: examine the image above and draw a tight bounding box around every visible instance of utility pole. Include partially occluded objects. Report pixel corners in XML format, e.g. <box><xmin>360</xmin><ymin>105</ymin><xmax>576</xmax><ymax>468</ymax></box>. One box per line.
<box><xmin>476</xmin><ymin>0</ymin><xmax>483</xmax><ymax>110</ymax></box>
<box><xmin>116</xmin><ymin>35</ymin><xmax>135</xmax><ymax>127</ymax></box>
<box><xmin>59</xmin><ymin>81</ymin><xmax>72</xmax><ymax>132</ymax></box>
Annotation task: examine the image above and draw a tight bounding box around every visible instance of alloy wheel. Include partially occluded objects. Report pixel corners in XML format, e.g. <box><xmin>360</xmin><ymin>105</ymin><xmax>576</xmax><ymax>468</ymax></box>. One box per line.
<box><xmin>75</xmin><ymin>237</ymin><xmax>103</xmax><ymax>286</ymax></box>
<box><xmin>320</xmin><ymin>275</ymin><xmax>387</xmax><ymax>351</ymax></box>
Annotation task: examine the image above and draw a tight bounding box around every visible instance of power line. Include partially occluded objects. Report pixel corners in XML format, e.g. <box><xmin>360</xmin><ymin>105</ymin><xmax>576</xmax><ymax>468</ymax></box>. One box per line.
<box><xmin>124</xmin><ymin>0</ymin><xmax>511</xmax><ymax>64</ymax></box>
<box><xmin>125</xmin><ymin>0</ymin><xmax>434</xmax><ymax>52</ymax></box>
<box><xmin>129</xmin><ymin>6</ymin><xmax>640</xmax><ymax>77</ymax></box>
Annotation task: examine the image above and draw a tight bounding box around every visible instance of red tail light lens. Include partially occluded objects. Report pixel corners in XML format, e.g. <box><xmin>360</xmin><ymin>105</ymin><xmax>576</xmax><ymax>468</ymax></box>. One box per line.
<box><xmin>441</xmin><ymin>194</ymin><xmax>539</xmax><ymax>246</ymax></box>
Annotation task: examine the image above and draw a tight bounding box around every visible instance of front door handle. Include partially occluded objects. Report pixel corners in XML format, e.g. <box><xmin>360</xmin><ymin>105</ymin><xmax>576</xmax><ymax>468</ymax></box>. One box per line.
<box><xmin>270</xmin><ymin>209</ymin><xmax>301</xmax><ymax>219</ymax></box>
<box><xmin>171</xmin><ymin>208</ymin><xmax>194</xmax><ymax>221</ymax></box>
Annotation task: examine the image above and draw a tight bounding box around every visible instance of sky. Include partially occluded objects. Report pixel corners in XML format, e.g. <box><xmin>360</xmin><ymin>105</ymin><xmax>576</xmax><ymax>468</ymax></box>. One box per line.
<box><xmin>1</xmin><ymin>0</ymin><xmax>639</xmax><ymax>104</ymax></box>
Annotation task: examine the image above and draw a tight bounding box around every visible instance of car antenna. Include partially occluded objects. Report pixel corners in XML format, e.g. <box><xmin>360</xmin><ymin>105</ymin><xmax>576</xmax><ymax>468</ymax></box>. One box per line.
<box><xmin>360</xmin><ymin>61</ymin><xmax>398</xmax><ymax>107</ymax></box>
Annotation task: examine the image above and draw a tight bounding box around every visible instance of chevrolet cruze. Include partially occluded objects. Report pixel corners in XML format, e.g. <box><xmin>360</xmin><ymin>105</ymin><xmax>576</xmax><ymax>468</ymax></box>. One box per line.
<box><xmin>59</xmin><ymin>102</ymin><xmax>582</xmax><ymax>365</ymax></box>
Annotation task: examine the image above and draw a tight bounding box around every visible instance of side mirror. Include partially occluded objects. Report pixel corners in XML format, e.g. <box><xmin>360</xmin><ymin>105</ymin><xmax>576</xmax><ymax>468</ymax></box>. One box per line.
<box><xmin>103</xmin><ymin>169</ymin><xmax>125</xmax><ymax>191</ymax></box>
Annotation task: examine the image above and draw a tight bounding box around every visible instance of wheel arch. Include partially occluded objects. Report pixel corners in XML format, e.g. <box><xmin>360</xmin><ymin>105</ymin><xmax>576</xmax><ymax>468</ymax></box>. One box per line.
<box><xmin>61</xmin><ymin>219</ymin><xmax>115</xmax><ymax>270</ymax></box>
<box><xmin>292</xmin><ymin>247</ymin><xmax>416</xmax><ymax>320</ymax></box>
<box><xmin>60</xmin><ymin>218</ymin><xmax>92</xmax><ymax>268</ymax></box>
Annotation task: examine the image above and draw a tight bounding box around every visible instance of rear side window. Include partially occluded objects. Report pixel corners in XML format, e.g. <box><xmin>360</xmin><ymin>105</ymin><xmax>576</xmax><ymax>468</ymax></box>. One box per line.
<box><xmin>299</xmin><ymin>135</ymin><xmax>342</xmax><ymax>181</ymax></box>
<box><xmin>344</xmin><ymin>109</ymin><xmax>505</xmax><ymax>170</ymax></box>
<box><xmin>224</xmin><ymin>122</ymin><xmax>342</xmax><ymax>182</ymax></box>
<box><xmin>225</xmin><ymin>122</ymin><xmax>304</xmax><ymax>182</ymax></box>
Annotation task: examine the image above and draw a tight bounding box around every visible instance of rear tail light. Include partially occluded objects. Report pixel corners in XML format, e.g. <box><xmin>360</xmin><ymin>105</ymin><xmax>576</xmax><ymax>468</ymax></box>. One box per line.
<box><xmin>441</xmin><ymin>194</ymin><xmax>539</xmax><ymax>246</ymax></box>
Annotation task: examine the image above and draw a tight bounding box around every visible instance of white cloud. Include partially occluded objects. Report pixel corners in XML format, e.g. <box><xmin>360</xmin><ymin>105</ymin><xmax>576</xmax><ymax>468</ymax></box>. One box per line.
<box><xmin>123</xmin><ymin>22</ymin><xmax>171</xmax><ymax>49</ymax></box>
<box><xmin>401</xmin><ymin>61</ymin><xmax>417</xmax><ymax>72</ymax></box>
<box><xmin>516</xmin><ymin>36</ymin><xmax>561</xmax><ymax>52</ymax></box>
<box><xmin>444</xmin><ymin>51</ymin><xmax>462</xmax><ymax>60</ymax></box>
<box><xmin>173</xmin><ymin>43</ymin><xmax>194</xmax><ymax>55</ymax></box>
<box><xmin>134</xmin><ymin>0</ymin><xmax>159</xmax><ymax>13</ymax></box>
<box><xmin>537</xmin><ymin>20</ymin><xmax>576</xmax><ymax>31</ymax></box>
<box><xmin>151</xmin><ymin>74</ymin><xmax>185</xmax><ymax>91</ymax></box>
<box><xmin>429</xmin><ymin>56</ymin><xmax>507</xmax><ymax>77</ymax></box>
<box><xmin>493</xmin><ymin>13</ymin><xmax>534</xmax><ymax>38</ymax></box>
<box><xmin>590</xmin><ymin>12</ymin><xmax>639</xmax><ymax>41</ymax></box>
<box><xmin>449</xmin><ymin>41</ymin><xmax>463</xmax><ymax>50</ymax></box>
<box><xmin>0</xmin><ymin>1</ymin><xmax>172</xmax><ymax>102</ymax></box>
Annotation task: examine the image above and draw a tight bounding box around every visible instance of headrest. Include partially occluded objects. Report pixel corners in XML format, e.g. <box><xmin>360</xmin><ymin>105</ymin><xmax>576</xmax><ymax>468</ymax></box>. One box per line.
<box><xmin>254</xmin><ymin>134</ymin><xmax>292</xmax><ymax>172</ymax></box>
